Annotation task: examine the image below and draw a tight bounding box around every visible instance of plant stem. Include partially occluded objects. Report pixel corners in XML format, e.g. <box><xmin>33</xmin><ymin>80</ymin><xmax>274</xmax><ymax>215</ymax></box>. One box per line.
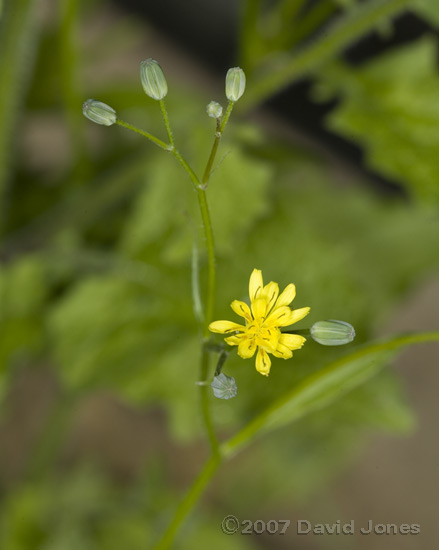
<box><xmin>116</xmin><ymin>119</ymin><xmax>171</xmax><ymax>150</ymax></box>
<box><xmin>155</xmin><ymin>454</ymin><xmax>221</xmax><ymax>550</ymax></box>
<box><xmin>156</xmin><ymin>103</ymin><xmax>220</xmax><ymax>455</ymax></box>
<box><xmin>200</xmin><ymin>344</ymin><xmax>220</xmax><ymax>454</ymax></box>
<box><xmin>159</xmin><ymin>99</ymin><xmax>175</xmax><ymax>146</ymax></box>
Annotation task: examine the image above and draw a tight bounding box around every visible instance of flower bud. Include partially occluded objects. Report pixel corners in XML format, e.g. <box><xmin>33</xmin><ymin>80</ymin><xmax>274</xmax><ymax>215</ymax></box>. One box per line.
<box><xmin>140</xmin><ymin>58</ymin><xmax>168</xmax><ymax>100</ymax></box>
<box><xmin>82</xmin><ymin>99</ymin><xmax>117</xmax><ymax>126</ymax></box>
<box><xmin>225</xmin><ymin>67</ymin><xmax>246</xmax><ymax>102</ymax></box>
<box><xmin>206</xmin><ymin>101</ymin><xmax>223</xmax><ymax>119</ymax></box>
<box><xmin>211</xmin><ymin>373</ymin><xmax>237</xmax><ymax>399</ymax></box>
<box><xmin>310</xmin><ymin>320</ymin><xmax>356</xmax><ymax>346</ymax></box>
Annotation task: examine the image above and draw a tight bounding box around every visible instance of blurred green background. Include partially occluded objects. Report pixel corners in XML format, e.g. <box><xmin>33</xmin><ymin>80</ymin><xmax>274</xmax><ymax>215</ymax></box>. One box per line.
<box><xmin>0</xmin><ymin>0</ymin><xmax>438</xmax><ymax>548</ymax></box>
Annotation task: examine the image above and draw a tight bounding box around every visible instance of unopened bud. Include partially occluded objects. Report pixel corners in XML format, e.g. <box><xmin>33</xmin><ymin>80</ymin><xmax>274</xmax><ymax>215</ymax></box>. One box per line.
<box><xmin>140</xmin><ymin>58</ymin><xmax>168</xmax><ymax>100</ymax></box>
<box><xmin>211</xmin><ymin>373</ymin><xmax>237</xmax><ymax>399</ymax></box>
<box><xmin>206</xmin><ymin>101</ymin><xmax>223</xmax><ymax>119</ymax></box>
<box><xmin>225</xmin><ymin>67</ymin><xmax>246</xmax><ymax>102</ymax></box>
<box><xmin>310</xmin><ymin>320</ymin><xmax>356</xmax><ymax>346</ymax></box>
<box><xmin>82</xmin><ymin>99</ymin><xmax>117</xmax><ymax>126</ymax></box>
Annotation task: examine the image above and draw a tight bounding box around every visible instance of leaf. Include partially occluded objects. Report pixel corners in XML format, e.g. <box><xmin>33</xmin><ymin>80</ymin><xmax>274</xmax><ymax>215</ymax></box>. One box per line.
<box><xmin>0</xmin><ymin>256</ymin><xmax>49</xmax><ymax>388</ymax></box>
<box><xmin>412</xmin><ymin>0</ymin><xmax>439</xmax><ymax>25</ymax></box>
<box><xmin>221</xmin><ymin>332</ymin><xmax>439</xmax><ymax>457</ymax></box>
<box><xmin>315</xmin><ymin>37</ymin><xmax>439</xmax><ymax>201</ymax></box>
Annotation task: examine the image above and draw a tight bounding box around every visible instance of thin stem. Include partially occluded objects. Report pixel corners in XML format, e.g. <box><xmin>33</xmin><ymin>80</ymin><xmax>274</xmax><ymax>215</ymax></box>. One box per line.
<box><xmin>159</xmin><ymin>99</ymin><xmax>175</xmax><ymax>146</ymax></box>
<box><xmin>200</xmin><ymin>344</ymin><xmax>220</xmax><ymax>454</ymax></box>
<box><xmin>155</xmin><ymin>454</ymin><xmax>221</xmax><ymax>550</ymax></box>
<box><xmin>201</xmin><ymin>101</ymin><xmax>234</xmax><ymax>188</ymax></box>
<box><xmin>201</xmin><ymin>120</ymin><xmax>221</xmax><ymax>187</ymax></box>
<box><xmin>116</xmin><ymin>119</ymin><xmax>171</xmax><ymax>150</ymax></box>
<box><xmin>220</xmin><ymin>101</ymin><xmax>234</xmax><ymax>133</ymax></box>
<box><xmin>196</xmin><ymin>187</ymin><xmax>216</xmax><ymax>332</ymax></box>
<box><xmin>172</xmin><ymin>148</ymin><xmax>200</xmax><ymax>188</ymax></box>
<box><xmin>152</xmin><ymin>102</ymin><xmax>219</xmax><ymax>454</ymax></box>
<box><xmin>214</xmin><ymin>350</ymin><xmax>229</xmax><ymax>376</ymax></box>
<box><xmin>283</xmin><ymin>328</ymin><xmax>310</xmax><ymax>335</ymax></box>
<box><xmin>191</xmin><ymin>242</ymin><xmax>204</xmax><ymax>327</ymax></box>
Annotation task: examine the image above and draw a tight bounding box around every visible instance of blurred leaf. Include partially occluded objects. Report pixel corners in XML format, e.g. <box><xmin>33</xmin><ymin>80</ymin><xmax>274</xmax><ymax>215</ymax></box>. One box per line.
<box><xmin>48</xmin><ymin>149</ymin><xmax>439</xmax><ymax>445</ymax></box>
<box><xmin>0</xmin><ymin>0</ymin><xmax>41</xmax><ymax>232</ymax></box>
<box><xmin>315</xmin><ymin>37</ymin><xmax>439</xmax><ymax>201</ymax></box>
<box><xmin>0</xmin><ymin>256</ymin><xmax>49</xmax><ymax>387</ymax></box>
<box><xmin>412</xmin><ymin>0</ymin><xmax>439</xmax><ymax>25</ymax></box>
<box><xmin>221</xmin><ymin>332</ymin><xmax>439</xmax><ymax>457</ymax></box>
<box><xmin>242</xmin><ymin>0</ymin><xmax>410</xmax><ymax>109</ymax></box>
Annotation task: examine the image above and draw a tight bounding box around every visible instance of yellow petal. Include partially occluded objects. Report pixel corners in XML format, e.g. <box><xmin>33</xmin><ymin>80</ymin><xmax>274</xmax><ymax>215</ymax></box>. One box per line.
<box><xmin>255</xmin><ymin>348</ymin><xmax>271</xmax><ymax>376</ymax></box>
<box><xmin>249</xmin><ymin>269</ymin><xmax>263</xmax><ymax>302</ymax></box>
<box><xmin>230</xmin><ymin>300</ymin><xmax>252</xmax><ymax>321</ymax></box>
<box><xmin>265</xmin><ymin>306</ymin><xmax>295</xmax><ymax>327</ymax></box>
<box><xmin>224</xmin><ymin>335</ymin><xmax>243</xmax><ymax>346</ymax></box>
<box><xmin>257</xmin><ymin>327</ymin><xmax>280</xmax><ymax>353</ymax></box>
<box><xmin>275</xmin><ymin>283</ymin><xmax>296</xmax><ymax>308</ymax></box>
<box><xmin>260</xmin><ymin>282</ymin><xmax>279</xmax><ymax>314</ymax></box>
<box><xmin>238</xmin><ymin>338</ymin><xmax>257</xmax><ymax>359</ymax></box>
<box><xmin>279</xmin><ymin>333</ymin><xmax>306</xmax><ymax>350</ymax></box>
<box><xmin>251</xmin><ymin>297</ymin><xmax>268</xmax><ymax>321</ymax></box>
<box><xmin>266</xmin><ymin>306</ymin><xmax>310</xmax><ymax>328</ymax></box>
<box><xmin>288</xmin><ymin>307</ymin><xmax>310</xmax><ymax>325</ymax></box>
<box><xmin>272</xmin><ymin>344</ymin><xmax>293</xmax><ymax>359</ymax></box>
<box><xmin>209</xmin><ymin>320</ymin><xmax>245</xmax><ymax>334</ymax></box>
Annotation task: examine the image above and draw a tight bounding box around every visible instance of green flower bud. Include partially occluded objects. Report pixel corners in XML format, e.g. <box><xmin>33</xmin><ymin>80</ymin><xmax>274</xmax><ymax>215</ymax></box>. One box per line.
<box><xmin>225</xmin><ymin>67</ymin><xmax>246</xmax><ymax>102</ymax></box>
<box><xmin>206</xmin><ymin>101</ymin><xmax>223</xmax><ymax>119</ymax></box>
<box><xmin>310</xmin><ymin>320</ymin><xmax>356</xmax><ymax>346</ymax></box>
<box><xmin>211</xmin><ymin>373</ymin><xmax>237</xmax><ymax>399</ymax></box>
<box><xmin>82</xmin><ymin>99</ymin><xmax>117</xmax><ymax>126</ymax></box>
<box><xmin>140</xmin><ymin>58</ymin><xmax>168</xmax><ymax>100</ymax></box>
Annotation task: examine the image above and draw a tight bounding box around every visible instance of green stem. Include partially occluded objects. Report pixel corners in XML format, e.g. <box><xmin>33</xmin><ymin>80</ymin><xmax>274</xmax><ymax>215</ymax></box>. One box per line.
<box><xmin>155</xmin><ymin>454</ymin><xmax>221</xmax><ymax>550</ymax></box>
<box><xmin>242</xmin><ymin>0</ymin><xmax>410</xmax><ymax>110</ymax></box>
<box><xmin>200</xmin><ymin>344</ymin><xmax>220</xmax><ymax>454</ymax></box>
<box><xmin>159</xmin><ymin>99</ymin><xmax>175</xmax><ymax>146</ymax></box>
<box><xmin>155</xmin><ymin>102</ymin><xmax>219</xmax><ymax>454</ymax></box>
<box><xmin>171</xmin><ymin>148</ymin><xmax>200</xmax><ymax>188</ymax></box>
<box><xmin>115</xmin><ymin>119</ymin><xmax>171</xmax><ymax>150</ymax></box>
<box><xmin>196</xmin><ymin>188</ymin><xmax>215</xmax><ymax>332</ymax></box>
<box><xmin>220</xmin><ymin>101</ymin><xmax>234</xmax><ymax>134</ymax></box>
<box><xmin>191</xmin><ymin>243</ymin><xmax>204</xmax><ymax>326</ymax></box>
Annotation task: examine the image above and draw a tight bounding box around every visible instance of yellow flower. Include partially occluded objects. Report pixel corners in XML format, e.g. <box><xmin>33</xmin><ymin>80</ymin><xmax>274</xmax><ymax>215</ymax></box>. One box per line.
<box><xmin>209</xmin><ymin>269</ymin><xmax>310</xmax><ymax>376</ymax></box>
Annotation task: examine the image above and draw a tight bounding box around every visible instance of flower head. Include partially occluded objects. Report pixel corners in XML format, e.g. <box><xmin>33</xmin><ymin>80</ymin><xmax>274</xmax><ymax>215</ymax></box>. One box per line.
<box><xmin>209</xmin><ymin>269</ymin><xmax>310</xmax><ymax>376</ymax></box>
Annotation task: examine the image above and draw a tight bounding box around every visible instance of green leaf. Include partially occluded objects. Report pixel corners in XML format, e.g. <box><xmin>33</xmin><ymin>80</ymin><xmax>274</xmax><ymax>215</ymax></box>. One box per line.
<box><xmin>242</xmin><ymin>0</ymin><xmax>410</xmax><ymax>109</ymax></box>
<box><xmin>221</xmin><ymin>332</ymin><xmax>439</xmax><ymax>457</ymax></box>
<box><xmin>315</xmin><ymin>37</ymin><xmax>439</xmax><ymax>201</ymax></box>
<box><xmin>412</xmin><ymin>0</ymin><xmax>439</xmax><ymax>25</ymax></box>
